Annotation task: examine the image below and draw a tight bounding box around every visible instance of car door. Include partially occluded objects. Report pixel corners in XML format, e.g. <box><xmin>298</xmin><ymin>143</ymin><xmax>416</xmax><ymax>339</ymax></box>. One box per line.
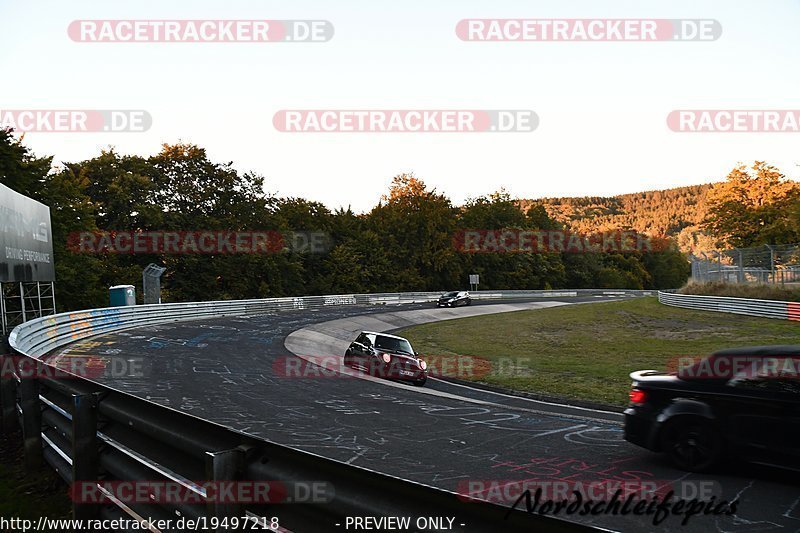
<box><xmin>725</xmin><ymin>377</ymin><xmax>784</xmax><ymax>460</ymax></box>
<box><xmin>349</xmin><ymin>333</ymin><xmax>370</xmax><ymax>367</ymax></box>
<box><xmin>726</xmin><ymin>362</ymin><xmax>800</xmax><ymax>469</ymax></box>
<box><xmin>751</xmin><ymin>377</ymin><xmax>800</xmax><ymax>469</ymax></box>
<box><xmin>773</xmin><ymin>379</ymin><xmax>800</xmax><ymax>469</ymax></box>
<box><xmin>360</xmin><ymin>334</ymin><xmax>378</xmax><ymax>369</ymax></box>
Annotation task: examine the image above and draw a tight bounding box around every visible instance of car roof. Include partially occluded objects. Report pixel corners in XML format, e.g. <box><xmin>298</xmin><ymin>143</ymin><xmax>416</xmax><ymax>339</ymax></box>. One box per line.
<box><xmin>361</xmin><ymin>331</ymin><xmax>408</xmax><ymax>341</ymax></box>
<box><xmin>712</xmin><ymin>345</ymin><xmax>800</xmax><ymax>357</ymax></box>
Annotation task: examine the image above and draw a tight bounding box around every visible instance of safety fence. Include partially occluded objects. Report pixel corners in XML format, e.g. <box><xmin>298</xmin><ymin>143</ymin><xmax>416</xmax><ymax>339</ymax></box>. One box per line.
<box><xmin>3</xmin><ymin>290</ymin><xmax>645</xmax><ymax>532</ymax></box>
<box><xmin>658</xmin><ymin>291</ymin><xmax>800</xmax><ymax>321</ymax></box>
<box><xmin>690</xmin><ymin>243</ymin><xmax>800</xmax><ymax>285</ymax></box>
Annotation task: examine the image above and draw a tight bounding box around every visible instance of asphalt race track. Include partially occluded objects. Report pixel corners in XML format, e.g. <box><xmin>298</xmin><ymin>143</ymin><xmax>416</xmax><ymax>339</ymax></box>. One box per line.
<box><xmin>45</xmin><ymin>297</ymin><xmax>800</xmax><ymax>533</ymax></box>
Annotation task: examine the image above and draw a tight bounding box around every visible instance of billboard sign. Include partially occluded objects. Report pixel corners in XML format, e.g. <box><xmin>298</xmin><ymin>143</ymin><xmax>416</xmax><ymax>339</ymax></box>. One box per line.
<box><xmin>0</xmin><ymin>183</ymin><xmax>55</xmax><ymax>282</ymax></box>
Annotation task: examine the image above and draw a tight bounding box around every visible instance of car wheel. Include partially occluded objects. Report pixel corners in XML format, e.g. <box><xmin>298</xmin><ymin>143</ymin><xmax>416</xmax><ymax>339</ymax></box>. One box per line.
<box><xmin>661</xmin><ymin>418</ymin><xmax>723</xmax><ymax>472</ymax></box>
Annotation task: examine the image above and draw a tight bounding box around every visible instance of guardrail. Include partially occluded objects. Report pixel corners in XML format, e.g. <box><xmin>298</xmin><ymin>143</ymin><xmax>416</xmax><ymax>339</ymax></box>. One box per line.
<box><xmin>3</xmin><ymin>290</ymin><xmax>643</xmax><ymax>532</ymax></box>
<box><xmin>11</xmin><ymin>289</ymin><xmax>653</xmax><ymax>358</ymax></box>
<box><xmin>657</xmin><ymin>291</ymin><xmax>800</xmax><ymax>321</ymax></box>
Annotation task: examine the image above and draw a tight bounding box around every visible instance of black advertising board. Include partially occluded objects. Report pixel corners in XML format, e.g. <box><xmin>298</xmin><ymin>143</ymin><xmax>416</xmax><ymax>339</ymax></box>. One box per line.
<box><xmin>0</xmin><ymin>183</ymin><xmax>55</xmax><ymax>282</ymax></box>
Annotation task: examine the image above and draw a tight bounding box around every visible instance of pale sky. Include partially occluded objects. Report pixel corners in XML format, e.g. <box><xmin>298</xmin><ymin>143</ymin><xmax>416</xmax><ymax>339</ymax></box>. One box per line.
<box><xmin>2</xmin><ymin>0</ymin><xmax>800</xmax><ymax>212</ymax></box>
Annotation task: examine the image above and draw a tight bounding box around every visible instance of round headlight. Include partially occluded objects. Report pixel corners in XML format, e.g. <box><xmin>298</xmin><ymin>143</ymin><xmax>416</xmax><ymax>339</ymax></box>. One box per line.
<box><xmin>419</xmin><ymin>360</ymin><xmax>427</xmax><ymax>370</ymax></box>
<box><xmin>382</xmin><ymin>353</ymin><xmax>391</xmax><ymax>364</ymax></box>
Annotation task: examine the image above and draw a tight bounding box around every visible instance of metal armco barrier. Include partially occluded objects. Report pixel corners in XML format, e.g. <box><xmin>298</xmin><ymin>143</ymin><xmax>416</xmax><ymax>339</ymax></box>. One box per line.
<box><xmin>4</xmin><ymin>290</ymin><xmax>643</xmax><ymax>532</ymax></box>
<box><xmin>658</xmin><ymin>291</ymin><xmax>800</xmax><ymax>321</ymax></box>
<box><xmin>11</xmin><ymin>289</ymin><xmax>653</xmax><ymax>358</ymax></box>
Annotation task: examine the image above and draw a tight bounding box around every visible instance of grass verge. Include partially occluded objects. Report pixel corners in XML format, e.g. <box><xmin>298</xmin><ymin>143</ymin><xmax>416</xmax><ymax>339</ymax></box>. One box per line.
<box><xmin>680</xmin><ymin>281</ymin><xmax>800</xmax><ymax>301</ymax></box>
<box><xmin>0</xmin><ymin>432</ymin><xmax>71</xmax><ymax>521</ymax></box>
<box><xmin>399</xmin><ymin>297</ymin><xmax>800</xmax><ymax>406</ymax></box>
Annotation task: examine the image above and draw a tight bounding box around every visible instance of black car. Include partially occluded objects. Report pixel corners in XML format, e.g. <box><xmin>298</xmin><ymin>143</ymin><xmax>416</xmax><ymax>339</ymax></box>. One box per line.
<box><xmin>624</xmin><ymin>345</ymin><xmax>800</xmax><ymax>472</ymax></box>
<box><xmin>437</xmin><ymin>291</ymin><xmax>471</xmax><ymax>307</ymax></box>
<box><xmin>344</xmin><ymin>331</ymin><xmax>428</xmax><ymax>386</ymax></box>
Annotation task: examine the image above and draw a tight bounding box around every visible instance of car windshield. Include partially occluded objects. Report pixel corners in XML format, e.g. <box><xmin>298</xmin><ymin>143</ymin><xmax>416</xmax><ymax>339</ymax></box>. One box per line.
<box><xmin>375</xmin><ymin>335</ymin><xmax>414</xmax><ymax>355</ymax></box>
<box><xmin>443</xmin><ymin>292</ymin><xmax>459</xmax><ymax>297</ymax></box>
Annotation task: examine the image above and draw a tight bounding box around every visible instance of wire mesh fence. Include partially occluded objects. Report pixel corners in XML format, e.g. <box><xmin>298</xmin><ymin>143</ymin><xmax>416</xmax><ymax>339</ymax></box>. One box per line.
<box><xmin>690</xmin><ymin>244</ymin><xmax>800</xmax><ymax>285</ymax></box>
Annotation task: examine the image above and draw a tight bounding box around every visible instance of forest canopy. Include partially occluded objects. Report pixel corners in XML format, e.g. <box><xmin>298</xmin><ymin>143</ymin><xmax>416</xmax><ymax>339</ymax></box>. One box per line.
<box><xmin>1</xmin><ymin>128</ymin><xmax>699</xmax><ymax>311</ymax></box>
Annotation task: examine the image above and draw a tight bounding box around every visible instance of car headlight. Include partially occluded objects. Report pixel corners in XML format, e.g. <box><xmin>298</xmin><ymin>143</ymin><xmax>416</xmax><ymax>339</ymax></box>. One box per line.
<box><xmin>419</xmin><ymin>360</ymin><xmax>427</xmax><ymax>370</ymax></box>
<box><xmin>382</xmin><ymin>353</ymin><xmax>391</xmax><ymax>364</ymax></box>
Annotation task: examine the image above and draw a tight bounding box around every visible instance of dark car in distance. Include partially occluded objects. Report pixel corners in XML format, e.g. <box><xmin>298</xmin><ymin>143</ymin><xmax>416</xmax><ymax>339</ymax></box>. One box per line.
<box><xmin>344</xmin><ymin>331</ymin><xmax>428</xmax><ymax>386</ymax></box>
<box><xmin>437</xmin><ymin>291</ymin><xmax>471</xmax><ymax>307</ymax></box>
<box><xmin>624</xmin><ymin>345</ymin><xmax>800</xmax><ymax>472</ymax></box>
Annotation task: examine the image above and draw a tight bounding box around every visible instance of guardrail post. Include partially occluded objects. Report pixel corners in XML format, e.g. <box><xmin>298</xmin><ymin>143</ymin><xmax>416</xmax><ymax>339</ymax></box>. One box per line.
<box><xmin>19</xmin><ymin>366</ymin><xmax>42</xmax><ymax>470</ymax></box>
<box><xmin>72</xmin><ymin>393</ymin><xmax>101</xmax><ymax>520</ymax></box>
<box><xmin>205</xmin><ymin>448</ymin><xmax>246</xmax><ymax>530</ymax></box>
<box><xmin>0</xmin><ymin>350</ymin><xmax>17</xmax><ymax>433</ymax></box>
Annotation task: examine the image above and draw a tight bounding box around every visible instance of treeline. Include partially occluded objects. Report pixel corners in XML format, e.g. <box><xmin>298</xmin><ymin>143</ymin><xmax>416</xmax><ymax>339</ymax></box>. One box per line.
<box><xmin>524</xmin><ymin>163</ymin><xmax>800</xmax><ymax>256</ymax></box>
<box><xmin>0</xmin><ymin>129</ymin><xmax>689</xmax><ymax>311</ymax></box>
<box><xmin>521</xmin><ymin>184</ymin><xmax>714</xmax><ymax>252</ymax></box>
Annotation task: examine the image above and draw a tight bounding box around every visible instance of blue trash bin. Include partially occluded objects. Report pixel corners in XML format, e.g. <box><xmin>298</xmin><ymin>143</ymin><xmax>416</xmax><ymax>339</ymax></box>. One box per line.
<box><xmin>109</xmin><ymin>285</ymin><xmax>136</xmax><ymax>307</ymax></box>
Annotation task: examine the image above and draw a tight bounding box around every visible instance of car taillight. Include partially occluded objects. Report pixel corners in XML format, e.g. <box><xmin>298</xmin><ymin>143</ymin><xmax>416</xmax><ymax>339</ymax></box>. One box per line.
<box><xmin>629</xmin><ymin>388</ymin><xmax>647</xmax><ymax>404</ymax></box>
<box><xmin>382</xmin><ymin>353</ymin><xmax>391</xmax><ymax>364</ymax></box>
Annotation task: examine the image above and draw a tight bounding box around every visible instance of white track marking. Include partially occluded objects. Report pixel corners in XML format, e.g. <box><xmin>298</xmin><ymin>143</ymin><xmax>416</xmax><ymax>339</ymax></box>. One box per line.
<box><xmin>284</xmin><ymin>299</ymin><xmax>626</xmax><ymax>424</ymax></box>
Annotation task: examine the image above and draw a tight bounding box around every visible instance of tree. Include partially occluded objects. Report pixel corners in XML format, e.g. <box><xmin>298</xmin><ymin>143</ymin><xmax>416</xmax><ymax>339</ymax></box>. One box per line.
<box><xmin>64</xmin><ymin>149</ymin><xmax>160</xmax><ymax>231</ymax></box>
<box><xmin>369</xmin><ymin>174</ymin><xmax>460</xmax><ymax>290</ymax></box>
<box><xmin>597</xmin><ymin>254</ymin><xmax>651</xmax><ymax>289</ymax></box>
<box><xmin>0</xmin><ymin>128</ymin><xmax>52</xmax><ymax>199</ymax></box>
<box><xmin>457</xmin><ymin>191</ymin><xmax>565</xmax><ymax>289</ymax></box>
<box><xmin>149</xmin><ymin>143</ymin><xmax>272</xmax><ymax>229</ymax></box>
<box><xmin>0</xmin><ymin>131</ymin><xmax>694</xmax><ymax>308</ymax></box>
<box><xmin>641</xmin><ymin>245</ymin><xmax>691</xmax><ymax>289</ymax></box>
<box><xmin>702</xmin><ymin>162</ymin><xmax>800</xmax><ymax>247</ymax></box>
